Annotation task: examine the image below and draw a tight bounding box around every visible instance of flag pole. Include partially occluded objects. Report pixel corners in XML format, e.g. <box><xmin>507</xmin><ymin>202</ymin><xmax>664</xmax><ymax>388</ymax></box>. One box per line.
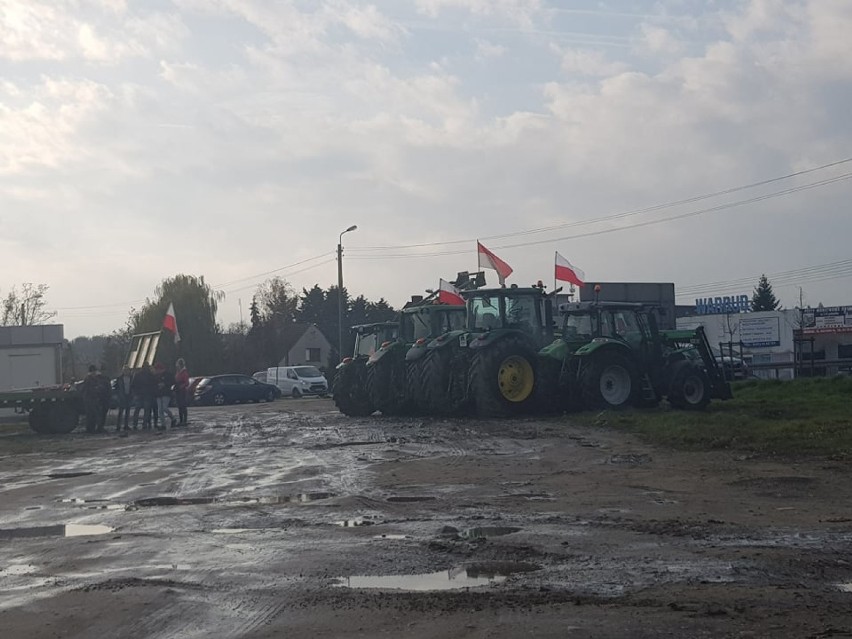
<box><xmin>553</xmin><ymin>251</ymin><xmax>557</xmax><ymax>296</ymax></box>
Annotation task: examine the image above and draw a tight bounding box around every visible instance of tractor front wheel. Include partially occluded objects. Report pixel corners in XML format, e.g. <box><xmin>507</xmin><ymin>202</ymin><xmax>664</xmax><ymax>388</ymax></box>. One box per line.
<box><xmin>667</xmin><ymin>361</ymin><xmax>711</xmax><ymax>410</ymax></box>
<box><xmin>580</xmin><ymin>351</ymin><xmax>638</xmax><ymax>410</ymax></box>
<box><xmin>470</xmin><ymin>338</ymin><xmax>538</xmax><ymax>417</ymax></box>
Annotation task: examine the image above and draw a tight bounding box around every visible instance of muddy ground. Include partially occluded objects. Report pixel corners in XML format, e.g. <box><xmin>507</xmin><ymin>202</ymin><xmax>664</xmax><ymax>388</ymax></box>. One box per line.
<box><xmin>1</xmin><ymin>399</ymin><xmax>851</xmax><ymax>638</ymax></box>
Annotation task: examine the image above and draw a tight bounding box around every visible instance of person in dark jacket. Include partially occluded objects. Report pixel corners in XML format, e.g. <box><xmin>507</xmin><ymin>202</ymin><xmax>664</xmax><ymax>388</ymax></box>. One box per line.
<box><xmin>153</xmin><ymin>362</ymin><xmax>176</xmax><ymax>429</ymax></box>
<box><xmin>114</xmin><ymin>365</ymin><xmax>133</xmax><ymax>432</ymax></box>
<box><xmin>81</xmin><ymin>365</ymin><xmax>107</xmax><ymax>433</ymax></box>
<box><xmin>131</xmin><ymin>365</ymin><xmax>156</xmax><ymax>430</ymax></box>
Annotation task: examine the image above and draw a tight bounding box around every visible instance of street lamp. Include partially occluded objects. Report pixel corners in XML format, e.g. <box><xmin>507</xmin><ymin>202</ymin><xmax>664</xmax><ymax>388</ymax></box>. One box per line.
<box><xmin>337</xmin><ymin>224</ymin><xmax>358</xmax><ymax>361</ymax></box>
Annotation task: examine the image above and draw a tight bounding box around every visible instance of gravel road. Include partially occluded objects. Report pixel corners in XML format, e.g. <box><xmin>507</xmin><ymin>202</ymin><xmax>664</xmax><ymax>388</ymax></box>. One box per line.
<box><xmin>1</xmin><ymin>399</ymin><xmax>851</xmax><ymax>638</ymax></box>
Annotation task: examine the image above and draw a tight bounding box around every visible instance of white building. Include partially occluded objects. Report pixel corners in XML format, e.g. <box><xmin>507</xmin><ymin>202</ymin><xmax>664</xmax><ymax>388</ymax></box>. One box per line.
<box><xmin>677</xmin><ymin>310</ymin><xmax>799</xmax><ymax>380</ymax></box>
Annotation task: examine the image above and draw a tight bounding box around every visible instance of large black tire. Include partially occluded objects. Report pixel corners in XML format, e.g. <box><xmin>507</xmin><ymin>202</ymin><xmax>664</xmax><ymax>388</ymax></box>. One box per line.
<box><xmin>333</xmin><ymin>361</ymin><xmax>374</xmax><ymax>417</ymax></box>
<box><xmin>579</xmin><ymin>350</ymin><xmax>638</xmax><ymax>410</ymax></box>
<box><xmin>667</xmin><ymin>361</ymin><xmax>711</xmax><ymax>410</ymax></box>
<box><xmin>48</xmin><ymin>404</ymin><xmax>81</xmax><ymax>434</ymax></box>
<box><xmin>28</xmin><ymin>405</ymin><xmax>51</xmax><ymax>434</ymax></box>
<box><xmin>405</xmin><ymin>359</ymin><xmax>426</xmax><ymax>414</ymax></box>
<box><xmin>367</xmin><ymin>353</ymin><xmax>407</xmax><ymax>416</ymax></box>
<box><xmin>470</xmin><ymin>337</ymin><xmax>539</xmax><ymax>418</ymax></box>
<box><xmin>421</xmin><ymin>348</ymin><xmax>466</xmax><ymax>416</ymax></box>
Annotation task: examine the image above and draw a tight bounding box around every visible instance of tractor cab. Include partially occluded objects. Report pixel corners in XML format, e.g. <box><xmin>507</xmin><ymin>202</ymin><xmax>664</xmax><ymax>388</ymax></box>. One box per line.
<box><xmin>558</xmin><ymin>301</ymin><xmax>658</xmax><ymax>351</ymax></box>
<box><xmin>399</xmin><ymin>304</ymin><xmax>466</xmax><ymax>344</ymax></box>
<box><xmin>463</xmin><ymin>286</ymin><xmax>554</xmax><ymax>348</ymax></box>
<box><xmin>351</xmin><ymin>322</ymin><xmax>399</xmax><ymax>359</ymax></box>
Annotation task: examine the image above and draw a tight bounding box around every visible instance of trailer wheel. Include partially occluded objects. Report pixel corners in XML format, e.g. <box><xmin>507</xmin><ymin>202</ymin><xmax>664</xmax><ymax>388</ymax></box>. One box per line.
<box><xmin>48</xmin><ymin>404</ymin><xmax>80</xmax><ymax>434</ymax></box>
<box><xmin>28</xmin><ymin>405</ymin><xmax>51</xmax><ymax>434</ymax></box>
<box><xmin>667</xmin><ymin>361</ymin><xmax>711</xmax><ymax>410</ymax></box>
<box><xmin>580</xmin><ymin>351</ymin><xmax>638</xmax><ymax>409</ymax></box>
<box><xmin>470</xmin><ymin>337</ymin><xmax>538</xmax><ymax>417</ymax></box>
<box><xmin>333</xmin><ymin>360</ymin><xmax>374</xmax><ymax>417</ymax></box>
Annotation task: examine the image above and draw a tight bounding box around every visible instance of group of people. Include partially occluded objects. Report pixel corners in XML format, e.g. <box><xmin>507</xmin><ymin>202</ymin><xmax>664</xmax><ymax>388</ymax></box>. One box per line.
<box><xmin>80</xmin><ymin>358</ymin><xmax>190</xmax><ymax>433</ymax></box>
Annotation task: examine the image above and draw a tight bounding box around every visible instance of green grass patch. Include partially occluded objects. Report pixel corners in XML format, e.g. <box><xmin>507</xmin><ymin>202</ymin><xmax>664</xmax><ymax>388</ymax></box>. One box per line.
<box><xmin>570</xmin><ymin>377</ymin><xmax>852</xmax><ymax>457</ymax></box>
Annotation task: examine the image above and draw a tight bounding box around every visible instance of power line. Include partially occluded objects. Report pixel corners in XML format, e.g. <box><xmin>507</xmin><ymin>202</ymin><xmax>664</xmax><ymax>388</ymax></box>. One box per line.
<box><xmin>347</xmin><ymin>171</ymin><xmax>852</xmax><ymax>260</ymax></box>
<box><xmin>349</xmin><ymin>156</ymin><xmax>852</xmax><ymax>252</ymax></box>
<box><xmin>219</xmin><ymin>258</ymin><xmax>337</xmax><ymax>295</ymax></box>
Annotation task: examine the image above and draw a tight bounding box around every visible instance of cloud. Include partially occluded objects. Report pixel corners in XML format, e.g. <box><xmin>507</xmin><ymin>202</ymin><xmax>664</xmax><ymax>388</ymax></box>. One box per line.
<box><xmin>1</xmin><ymin>0</ymin><xmax>851</xmax><ymax>337</ymax></box>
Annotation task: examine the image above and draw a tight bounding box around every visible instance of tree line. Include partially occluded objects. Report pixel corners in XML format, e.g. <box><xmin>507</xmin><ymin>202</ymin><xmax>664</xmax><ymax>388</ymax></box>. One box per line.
<box><xmin>60</xmin><ymin>274</ymin><xmax>396</xmax><ymax>378</ymax></box>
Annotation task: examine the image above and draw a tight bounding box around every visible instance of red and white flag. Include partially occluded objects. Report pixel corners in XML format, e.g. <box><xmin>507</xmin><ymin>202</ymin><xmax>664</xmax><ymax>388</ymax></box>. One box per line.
<box><xmin>477</xmin><ymin>241</ymin><xmax>513</xmax><ymax>285</ymax></box>
<box><xmin>438</xmin><ymin>279</ymin><xmax>465</xmax><ymax>305</ymax></box>
<box><xmin>555</xmin><ymin>252</ymin><xmax>585</xmax><ymax>287</ymax></box>
<box><xmin>163</xmin><ymin>302</ymin><xmax>181</xmax><ymax>344</ymax></box>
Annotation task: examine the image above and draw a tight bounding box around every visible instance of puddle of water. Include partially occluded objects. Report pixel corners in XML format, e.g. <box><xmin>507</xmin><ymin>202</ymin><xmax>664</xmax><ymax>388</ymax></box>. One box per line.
<box><xmin>386</xmin><ymin>496</ymin><xmax>436</xmax><ymax>503</ymax></box>
<box><xmin>839</xmin><ymin>583</ymin><xmax>852</xmax><ymax>593</ymax></box>
<box><xmin>335</xmin><ymin>562</ymin><xmax>539</xmax><ymax>591</ymax></box>
<box><xmin>609</xmin><ymin>454</ymin><xmax>653</xmax><ymax>465</ymax></box>
<box><xmin>47</xmin><ymin>472</ymin><xmax>94</xmax><ymax>479</ymax></box>
<box><xmin>211</xmin><ymin>528</ymin><xmax>258</xmax><ymax>535</ymax></box>
<box><xmin>372</xmin><ymin>534</ymin><xmax>409</xmax><ymax>540</ymax></box>
<box><xmin>337</xmin><ymin>518</ymin><xmax>375</xmax><ymax>527</ymax></box>
<box><xmin>0</xmin><ymin>524</ymin><xmax>114</xmax><ymax>539</ymax></box>
<box><xmin>0</xmin><ymin>565</ymin><xmax>37</xmax><ymax>576</ymax></box>
<box><xmin>460</xmin><ymin>526</ymin><xmax>521</xmax><ymax>540</ymax></box>
<box><xmin>134</xmin><ymin>492</ymin><xmax>335</xmax><ymax>508</ymax></box>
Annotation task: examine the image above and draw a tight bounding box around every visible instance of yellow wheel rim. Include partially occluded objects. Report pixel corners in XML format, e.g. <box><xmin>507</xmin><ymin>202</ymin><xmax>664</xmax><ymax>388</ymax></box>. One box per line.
<box><xmin>497</xmin><ymin>355</ymin><xmax>534</xmax><ymax>403</ymax></box>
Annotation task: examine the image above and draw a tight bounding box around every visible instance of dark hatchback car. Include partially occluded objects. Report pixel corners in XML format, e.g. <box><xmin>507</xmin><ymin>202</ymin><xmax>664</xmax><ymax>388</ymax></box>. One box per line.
<box><xmin>193</xmin><ymin>374</ymin><xmax>280</xmax><ymax>406</ymax></box>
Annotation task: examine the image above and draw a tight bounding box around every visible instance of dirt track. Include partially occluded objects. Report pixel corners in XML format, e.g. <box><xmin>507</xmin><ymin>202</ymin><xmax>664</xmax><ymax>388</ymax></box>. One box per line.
<box><xmin>1</xmin><ymin>399</ymin><xmax>851</xmax><ymax>638</ymax></box>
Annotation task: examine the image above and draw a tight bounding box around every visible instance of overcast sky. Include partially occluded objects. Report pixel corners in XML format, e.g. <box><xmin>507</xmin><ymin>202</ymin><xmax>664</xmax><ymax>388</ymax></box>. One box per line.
<box><xmin>1</xmin><ymin>0</ymin><xmax>850</xmax><ymax>337</ymax></box>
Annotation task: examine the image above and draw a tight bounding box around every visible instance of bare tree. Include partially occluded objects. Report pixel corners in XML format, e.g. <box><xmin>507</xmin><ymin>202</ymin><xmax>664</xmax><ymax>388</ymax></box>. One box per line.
<box><xmin>1</xmin><ymin>283</ymin><xmax>57</xmax><ymax>326</ymax></box>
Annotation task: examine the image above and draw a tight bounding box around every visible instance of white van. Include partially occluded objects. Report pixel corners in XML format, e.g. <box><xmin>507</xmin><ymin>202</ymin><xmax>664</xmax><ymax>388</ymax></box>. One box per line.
<box><xmin>266</xmin><ymin>366</ymin><xmax>329</xmax><ymax>398</ymax></box>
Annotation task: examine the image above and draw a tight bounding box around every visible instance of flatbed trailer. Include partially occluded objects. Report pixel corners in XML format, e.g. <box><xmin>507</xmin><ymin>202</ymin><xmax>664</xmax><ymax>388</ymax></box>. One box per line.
<box><xmin>0</xmin><ymin>386</ymin><xmax>83</xmax><ymax>434</ymax></box>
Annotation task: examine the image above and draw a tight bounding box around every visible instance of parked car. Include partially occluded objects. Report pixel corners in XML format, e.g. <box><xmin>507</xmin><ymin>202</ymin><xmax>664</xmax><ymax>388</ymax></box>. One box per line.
<box><xmin>712</xmin><ymin>348</ymin><xmax>750</xmax><ymax>380</ymax></box>
<box><xmin>193</xmin><ymin>374</ymin><xmax>281</xmax><ymax>406</ymax></box>
<box><xmin>266</xmin><ymin>366</ymin><xmax>329</xmax><ymax>398</ymax></box>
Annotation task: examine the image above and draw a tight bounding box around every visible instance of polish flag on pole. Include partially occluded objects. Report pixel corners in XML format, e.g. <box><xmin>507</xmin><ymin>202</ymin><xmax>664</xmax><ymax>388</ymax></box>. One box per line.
<box><xmin>477</xmin><ymin>241</ymin><xmax>513</xmax><ymax>286</ymax></box>
<box><xmin>163</xmin><ymin>302</ymin><xmax>181</xmax><ymax>344</ymax></box>
<box><xmin>438</xmin><ymin>279</ymin><xmax>465</xmax><ymax>306</ymax></box>
<box><xmin>555</xmin><ymin>252</ymin><xmax>585</xmax><ymax>287</ymax></box>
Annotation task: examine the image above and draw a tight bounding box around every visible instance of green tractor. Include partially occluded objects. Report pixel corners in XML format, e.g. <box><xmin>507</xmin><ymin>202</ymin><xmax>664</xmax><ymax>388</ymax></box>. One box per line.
<box><xmin>332</xmin><ymin>322</ymin><xmax>398</xmax><ymax>416</ymax></box>
<box><xmin>365</xmin><ymin>301</ymin><xmax>467</xmax><ymax>415</ymax></box>
<box><xmin>415</xmin><ymin>285</ymin><xmax>556</xmax><ymax>417</ymax></box>
<box><xmin>538</xmin><ymin>301</ymin><xmax>732</xmax><ymax>411</ymax></box>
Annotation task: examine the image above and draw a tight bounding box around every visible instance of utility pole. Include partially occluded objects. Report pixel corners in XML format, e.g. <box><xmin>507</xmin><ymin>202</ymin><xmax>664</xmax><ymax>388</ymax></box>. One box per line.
<box><xmin>337</xmin><ymin>225</ymin><xmax>358</xmax><ymax>362</ymax></box>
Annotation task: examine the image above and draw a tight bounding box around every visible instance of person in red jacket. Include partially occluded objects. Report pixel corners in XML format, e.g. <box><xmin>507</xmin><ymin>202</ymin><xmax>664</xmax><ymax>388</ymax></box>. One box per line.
<box><xmin>174</xmin><ymin>358</ymin><xmax>190</xmax><ymax>426</ymax></box>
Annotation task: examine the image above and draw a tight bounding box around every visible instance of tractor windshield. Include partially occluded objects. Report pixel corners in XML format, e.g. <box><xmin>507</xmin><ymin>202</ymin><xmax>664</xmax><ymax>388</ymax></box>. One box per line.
<box><xmin>354</xmin><ymin>334</ymin><xmax>380</xmax><ymax>357</ymax></box>
<box><xmin>562</xmin><ymin>313</ymin><xmax>594</xmax><ymax>340</ymax></box>
<box><xmin>469</xmin><ymin>295</ymin><xmax>501</xmax><ymax>330</ymax></box>
<box><xmin>504</xmin><ymin>295</ymin><xmax>539</xmax><ymax>333</ymax></box>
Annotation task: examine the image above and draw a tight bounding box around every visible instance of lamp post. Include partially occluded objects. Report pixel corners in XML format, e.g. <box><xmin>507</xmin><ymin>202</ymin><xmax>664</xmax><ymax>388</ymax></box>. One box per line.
<box><xmin>337</xmin><ymin>224</ymin><xmax>358</xmax><ymax>362</ymax></box>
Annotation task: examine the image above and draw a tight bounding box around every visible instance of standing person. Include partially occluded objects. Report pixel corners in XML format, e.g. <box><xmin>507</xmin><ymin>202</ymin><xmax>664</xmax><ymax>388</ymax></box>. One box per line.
<box><xmin>153</xmin><ymin>362</ymin><xmax>176</xmax><ymax>430</ymax></box>
<box><xmin>81</xmin><ymin>365</ymin><xmax>104</xmax><ymax>434</ymax></box>
<box><xmin>114</xmin><ymin>366</ymin><xmax>133</xmax><ymax>432</ymax></box>
<box><xmin>174</xmin><ymin>358</ymin><xmax>190</xmax><ymax>427</ymax></box>
<box><xmin>96</xmin><ymin>366</ymin><xmax>111</xmax><ymax>432</ymax></box>
<box><xmin>131</xmin><ymin>365</ymin><xmax>155</xmax><ymax>430</ymax></box>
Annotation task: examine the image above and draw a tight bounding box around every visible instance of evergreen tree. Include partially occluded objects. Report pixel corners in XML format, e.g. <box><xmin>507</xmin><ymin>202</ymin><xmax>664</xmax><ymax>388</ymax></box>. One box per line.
<box><xmin>751</xmin><ymin>274</ymin><xmax>780</xmax><ymax>311</ymax></box>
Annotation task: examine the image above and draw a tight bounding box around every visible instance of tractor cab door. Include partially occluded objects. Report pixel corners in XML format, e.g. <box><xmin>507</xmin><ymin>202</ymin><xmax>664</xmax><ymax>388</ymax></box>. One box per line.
<box><xmin>636</xmin><ymin>310</ymin><xmax>664</xmax><ymax>375</ymax></box>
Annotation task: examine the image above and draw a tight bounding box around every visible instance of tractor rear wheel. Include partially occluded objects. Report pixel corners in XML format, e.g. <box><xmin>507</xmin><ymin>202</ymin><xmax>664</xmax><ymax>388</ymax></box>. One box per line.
<box><xmin>405</xmin><ymin>359</ymin><xmax>426</xmax><ymax>414</ymax></box>
<box><xmin>333</xmin><ymin>361</ymin><xmax>374</xmax><ymax>417</ymax></box>
<box><xmin>667</xmin><ymin>361</ymin><xmax>711</xmax><ymax>410</ymax></box>
<box><xmin>421</xmin><ymin>348</ymin><xmax>461</xmax><ymax>415</ymax></box>
<box><xmin>580</xmin><ymin>351</ymin><xmax>638</xmax><ymax>410</ymax></box>
<box><xmin>367</xmin><ymin>354</ymin><xmax>408</xmax><ymax>416</ymax></box>
<box><xmin>470</xmin><ymin>337</ymin><xmax>538</xmax><ymax>417</ymax></box>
